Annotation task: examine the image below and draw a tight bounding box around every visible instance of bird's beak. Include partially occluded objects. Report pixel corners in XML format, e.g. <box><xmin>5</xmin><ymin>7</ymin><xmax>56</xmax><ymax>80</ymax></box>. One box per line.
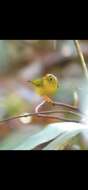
<box><xmin>27</xmin><ymin>80</ymin><xmax>32</xmax><ymax>83</ymax></box>
<box><xmin>27</xmin><ymin>80</ymin><xmax>32</xmax><ymax>84</ymax></box>
<box><xmin>27</xmin><ymin>80</ymin><xmax>35</xmax><ymax>86</ymax></box>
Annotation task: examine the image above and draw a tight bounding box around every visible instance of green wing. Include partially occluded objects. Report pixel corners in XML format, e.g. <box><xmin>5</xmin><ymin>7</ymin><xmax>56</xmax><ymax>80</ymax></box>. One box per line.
<box><xmin>32</xmin><ymin>78</ymin><xmax>43</xmax><ymax>87</ymax></box>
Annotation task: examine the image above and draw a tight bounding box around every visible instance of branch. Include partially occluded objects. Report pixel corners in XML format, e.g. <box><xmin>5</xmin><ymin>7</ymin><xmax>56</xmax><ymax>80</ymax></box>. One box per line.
<box><xmin>53</xmin><ymin>40</ymin><xmax>57</xmax><ymax>50</ymax></box>
<box><xmin>0</xmin><ymin>98</ymin><xmax>87</xmax><ymax>123</ymax></box>
<box><xmin>74</xmin><ymin>40</ymin><xmax>88</xmax><ymax>79</ymax></box>
<box><xmin>52</xmin><ymin>101</ymin><xmax>78</xmax><ymax>111</ymax></box>
<box><xmin>35</xmin><ymin>100</ymin><xmax>79</xmax><ymax>113</ymax></box>
<box><xmin>0</xmin><ymin>108</ymin><xmax>87</xmax><ymax>123</ymax></box>
<box><xmin>49</xmin><ymin>40</ymin><xmax>57</xmax><ymax>50</ymax></box>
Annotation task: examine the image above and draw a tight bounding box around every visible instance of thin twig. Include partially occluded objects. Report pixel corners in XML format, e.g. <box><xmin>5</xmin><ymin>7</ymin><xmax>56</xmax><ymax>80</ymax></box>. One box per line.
<box><xmin>0</xmin><ymin>100</ymin><xmax>86</xmax><ymax>123</ymax></box>
<box><xmin>73</xmin><ymin>91</ymin><xmax>79</xmax><ymax>107</ymax></box>
<box><xmin>0</xmin><ymin>99</ymin><xmax>87</xmax><ymax>123</ymax></box>
<box><xmin>53</xmin><ymin>40</ymin><xmax>57</xmax><ymax>50</ymax></box>
<box><xmin>74</xmin><ymin>40</ymin><xmax>88</xmax><ymax>79</ymax></box>
<box><xmin>49</xmin><ymin>40</ymin><xmax>57</xmax><ymax>50</ymax></box>
<box><xmin>35</xmin><ymin>100</ymin><xmax>80</xmax><ymax>122</ymax></box>
<box><xmin>36</xmin><ymin>100</ymin><xmax>78</xmax><ymax>112</ymax></box>
<box><xmin>0</xmin><ymin>108</ymin><xmax>87</xmax><ymax>123</ymax></box>
<box><xmin>0</xmin><ymin>112</ymin><xmax>79</xmax><ymax>123</ymax></box>
<box><xmin>52</xmin><ymin>101</ymin><xmax>78</xmax><ymax>111</ymax></box>
<box><xmin>35</xmin><ymin>100</ymin><xmax>46</xmax><ymax>113</ymax></box>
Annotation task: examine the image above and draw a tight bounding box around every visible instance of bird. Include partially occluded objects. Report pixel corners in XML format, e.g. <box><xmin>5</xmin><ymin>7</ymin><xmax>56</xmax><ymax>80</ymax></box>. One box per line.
<box><xmin>27</xmin><ymin>73</ymin><xmax>59</xmax><ymax>103</ymax></box>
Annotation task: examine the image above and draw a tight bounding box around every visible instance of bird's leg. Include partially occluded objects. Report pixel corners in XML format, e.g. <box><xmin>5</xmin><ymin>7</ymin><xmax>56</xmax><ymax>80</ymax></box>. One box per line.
<box><xmin>44</xmin><ymin>96</ymin><xmax>54</xmax><ymax>104</ymax></box>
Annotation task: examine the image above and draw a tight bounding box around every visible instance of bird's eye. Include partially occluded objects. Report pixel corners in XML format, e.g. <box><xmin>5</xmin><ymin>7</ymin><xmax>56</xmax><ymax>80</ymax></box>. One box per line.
<box><xmin>49</xmin><ymin>77</ymin><xmax>53</xmax><ymax>81</ymax></box>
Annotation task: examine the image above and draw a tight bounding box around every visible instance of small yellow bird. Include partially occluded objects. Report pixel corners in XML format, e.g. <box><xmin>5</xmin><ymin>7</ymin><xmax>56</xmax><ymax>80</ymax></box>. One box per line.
<box><xmin>27</xmin><ymin>74</ymin><xmax>59</xmax><ymax>103</ymax></box>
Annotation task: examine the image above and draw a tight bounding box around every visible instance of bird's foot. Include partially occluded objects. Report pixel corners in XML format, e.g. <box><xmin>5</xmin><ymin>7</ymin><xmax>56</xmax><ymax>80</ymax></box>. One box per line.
<box><xmin>44</xmin><ymin>96</ymin><xmax>54</xmax><ymax>104</ymax></box>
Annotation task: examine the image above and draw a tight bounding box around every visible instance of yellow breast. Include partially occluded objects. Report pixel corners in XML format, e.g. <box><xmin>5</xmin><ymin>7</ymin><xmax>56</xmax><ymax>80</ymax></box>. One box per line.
<box><xmin>35</xmin><ymin>83</ymin><xmax>57</xmax><ymax>96</ymax></box>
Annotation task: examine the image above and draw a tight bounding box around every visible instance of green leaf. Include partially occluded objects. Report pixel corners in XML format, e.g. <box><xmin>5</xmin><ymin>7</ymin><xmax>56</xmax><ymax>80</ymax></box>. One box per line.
<box><xmin>43</xmin><ymin>122</ymin><xmax>88</xmax><ymax>150</ymax></box>
<box><xmin>0</xmin><ymin>132</ymin><xmax>31</xmax><ymax>150</ymax></box>
<box><xmin>14</xmin><ymin>122</ymin><xmax>88</xmax><ymax>150</ymax></box>
<box><xmin>14</xmin><ymin>124</ymin><xmax>63</xmax><ymax>150</ymax></box>
<box><xmin>0</xmin><ymin>122</ymin><xmax>88</xmax><ymax>150</ymax></box>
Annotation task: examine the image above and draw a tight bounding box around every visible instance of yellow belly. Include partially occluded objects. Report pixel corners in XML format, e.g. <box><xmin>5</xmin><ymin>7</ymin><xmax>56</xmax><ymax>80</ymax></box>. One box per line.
<box><xmin>35</xmin><ymin>86</ymin><xmax>57</xmax><ymax>96</ymax></box>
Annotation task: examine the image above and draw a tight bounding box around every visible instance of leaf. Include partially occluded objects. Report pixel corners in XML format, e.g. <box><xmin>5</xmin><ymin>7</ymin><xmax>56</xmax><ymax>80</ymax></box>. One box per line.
<box><xmin>14</xmin><ymin>122</ymin><xmax>88</xmax><ymax>150</ymax></box>
<box><xmin>0</xmin><ymin>131</ymin><xmax>31</xmax><ymax>150</ymax></box>
<box><xmin>43</xmin><ymin>122</ymin><xmax>88</xmax><ymax>150</ymax></box>
<box><xmin>0</xmin><ymin>124</ymin><xmax>42</xmax><ymax>150</ymax></box>
<box><xmin>14</xmin><ymin>124</ymin><xmax>63</xmax><ymax>150</ymax></box>
<box><xmin>0</xmin><ymin>122</ymin><xmax>88</xmax><ymax>150</ymax></box>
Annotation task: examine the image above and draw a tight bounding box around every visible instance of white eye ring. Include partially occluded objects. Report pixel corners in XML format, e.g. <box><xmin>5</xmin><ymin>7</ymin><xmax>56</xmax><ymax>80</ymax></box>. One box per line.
<box><xmin>46</xmin><ymin>74</ymin><xmax>58</xmax><ymax>82</ymax></box>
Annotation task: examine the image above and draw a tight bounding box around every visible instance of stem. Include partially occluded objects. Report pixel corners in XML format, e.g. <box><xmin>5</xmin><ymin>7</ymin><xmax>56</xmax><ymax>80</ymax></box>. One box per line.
<box><xmin>0</xmin><ymin>99</ymin><xmax>87</xmax><ymax>123</ymax></box>
<box><xmin>50</xmin><ymin>40</ymin><xmax>57</xmax><ymax>50</ymax></box>
<box><xmin>0</xmin><ymin>108</ymin><xmax>87</xmax><ymax>123</ymax></box>
<box><xmin>53</xmin><ymin>40</ymin><xmax>57</xmax><ymax>50</ymax></box>
<box><xmin>74</xmin><ymin>40</ymin><xmax>88</xmax><ymax>79</ymax></box>
<box><xmin>52</xmin><ymin>101</ymin><xmax>78</xmax><ymax>111</ymax></box>
<box><xmin>35</xmin><ymin>100</ymin><xmax>46</xmax><ymax>113</ymax></box>
<box><xmin>0</xmin><ymin>111</ymin><xmax>80</xmax><ymax>123</ymax></box>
